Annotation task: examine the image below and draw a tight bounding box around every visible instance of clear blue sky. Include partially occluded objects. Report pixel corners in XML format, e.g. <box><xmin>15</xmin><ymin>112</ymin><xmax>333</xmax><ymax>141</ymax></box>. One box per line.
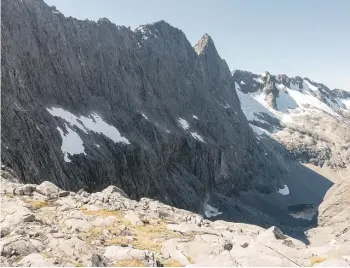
<box><xmin>44</xmin><ymin>0</ymin><xmax>350</xmax><ymax>90</ymax></box>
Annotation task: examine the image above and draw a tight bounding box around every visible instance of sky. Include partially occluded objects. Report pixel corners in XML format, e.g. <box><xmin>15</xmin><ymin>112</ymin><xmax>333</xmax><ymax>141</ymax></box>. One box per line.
<box><xmin>44</xmin><ymin>0</ymin><xmax>350</xmax><ymax>90</ymax></box>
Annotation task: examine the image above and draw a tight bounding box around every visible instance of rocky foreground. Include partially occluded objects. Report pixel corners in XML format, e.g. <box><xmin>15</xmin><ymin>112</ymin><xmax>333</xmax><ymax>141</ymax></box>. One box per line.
<box><xmin>1</xmin><ymin>168</ymin><xmax>349</xmax><ymax>267</ymax></box>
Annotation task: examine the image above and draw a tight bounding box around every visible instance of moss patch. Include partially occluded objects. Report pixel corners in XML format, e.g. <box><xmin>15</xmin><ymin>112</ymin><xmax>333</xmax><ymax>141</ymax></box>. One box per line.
<box><xmin>186</xmin><ymin>256</ymin><xmax>195</xmax><ymax>264</ymax></box>
<box><xmin>166</xmin><ymin>258</ymin><xmax>184</xmax><ymax>267</ymax></box>
<box><xmin>24</xmin><ymin>200</ymin><xmax>48</xmax><ymax>209</ymax></box>
<box><xmin>106</xmin><ymin>221</ymin><xmax>183</xmax><ymax>252</ymax></box>
<box><xmin>115</xmin><ymin>259</ymin><xmax>146</xmax><ymax>267</ymax></box>
<box><xmin>310</xmin><ymin>256</ymin><xmax>327</xmax><ymax>266</ymax></box>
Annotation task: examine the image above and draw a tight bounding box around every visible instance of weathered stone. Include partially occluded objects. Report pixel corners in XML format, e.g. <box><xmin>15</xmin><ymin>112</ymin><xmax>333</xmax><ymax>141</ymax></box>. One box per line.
<box><xmin>59</xmin><ymin>191</ymin><xmax>70</xmax><ymax>197</ymax></box>
<box><xmin>1</xmin><ymin>238</ymin><xmax>37</xmax><ymax>257</ymax></box>
<box><xmin>13</xmin><ymin>187</ymin><xmax>24</xmax><ymax>196</ymax></box>
<box><xmin>263</xmin><ymin>226</ymin><xmax>287</xmax><ymax>240</ymax></box>
<box><xmin>241</xmin><ymin>242</ymin><xmax>249</xmax><ymax>248</ymax></box>
<box><xmin>102</xmin><ymin>186</ymin><xmax>129</xmax><ymax>199</ymax></box>
<box><xmin>103</xmin><ymin>246</ymin><xmax>148</xmax><ymax>262</ymax></box>
<box><xmin>90</xmin><ymin>253</ymin><xmax>106</xmax><ymax>267</ymax></box>
<box><xmin>223</xmin><ymin>242</ymin><xmax>233</xmax><ymax>251</ymax></box>
<box><xmin>36</xmin><ymin>181</ymin><xmax>60</xmax><ymax>197</ymax></box>
<box><xmin>0</xmin><ymin>227</ymin><xmax>10</xmax><ymax>238</ymax></box>
<box><xmin>92</xmin><ymin>216</ymin><xmax>117</xmax><ymax>227</ymax></box>
<box><xmin>124</xmin><ymin>211</ymin><xmax>144</xmax><ymax>226</ymax></box>
<box><xmin>22</xmin><ymin>184</ymin><xmax>36</xmax><ymax>195</ymax></box>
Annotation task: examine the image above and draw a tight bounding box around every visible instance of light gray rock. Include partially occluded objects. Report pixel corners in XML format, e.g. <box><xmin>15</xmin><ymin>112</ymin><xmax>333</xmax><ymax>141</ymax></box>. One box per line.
<box><xmin>314</xmin><ymin>260</ymin><xmax>350</xmax><ymax>267</ymax></box>
<box><xmin>1</xmin><ymin>200</ymin><xmax>35</xmax><ymax>229</ymax></box>
<box><xmin>103</xmin><ymin>246</ymin><xmax>149</xmax><ymax>262</ymax></box>
<box><xmin>102</xmin><ymin>186</ymin><xmax>129</xmax><ymax>199</ymax></box>
<box><xmin>18</xmin><ymin>253</ymin><xmax>54</xmax><ymax>267</ymax></box>
<box><xmin>1</xmin><ymin>237</ymin><xmax>37</xmax><ymax>257</ymax></box>
<box><xmin>36</xmin><ymin>181</ymin><xmax>60</xmax><ymax>197</ymax></box>
<box><xmin>57</xmin><ymin>237</ymin><xmax>91</xmax><ymax>258</ymax></box>
<box><xmin>124</xmin><ymin>211</ymin><xmax>144</xmax><ymax>226</ymax></box>
<box><xmin>0</xmin><ymin>256</ymin><xmax>9</xmax><ymax>267</ymax></box>
<box><xmin>92</xmin><ymin>216</ymin><xmax>117</xmax><ymax>227</ymax></box>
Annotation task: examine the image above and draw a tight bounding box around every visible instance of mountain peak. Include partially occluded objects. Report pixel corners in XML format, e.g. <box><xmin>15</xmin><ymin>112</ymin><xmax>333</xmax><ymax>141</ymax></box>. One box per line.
<box><xmin>194</xmin><ymin>33</ymin><xmax>217</xmax><ymax>56</ymax></box>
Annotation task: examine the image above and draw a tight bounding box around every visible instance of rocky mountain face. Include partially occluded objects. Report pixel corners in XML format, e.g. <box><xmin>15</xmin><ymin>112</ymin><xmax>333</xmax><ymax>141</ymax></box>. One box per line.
<box><xmin>1</xmin><ymin>0</ymin><xmax>291</xmax><ymax>213</ymax></box>
<box><xmin>232</xmin><ymin>70</ymin><xmax>350</xmax><ymax>169</ymax></box>
<box><xmin>1</xmin><ymin>170</ymin><xmax>349</xmax><ymax>267</ymax></box>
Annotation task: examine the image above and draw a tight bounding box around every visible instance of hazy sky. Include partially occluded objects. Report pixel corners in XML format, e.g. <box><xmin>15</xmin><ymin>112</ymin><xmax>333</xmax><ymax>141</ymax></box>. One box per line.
<box><xmin>44</xmin><ymin>0</ymin><xmax>350</xmax><ymax>90</ymax></box>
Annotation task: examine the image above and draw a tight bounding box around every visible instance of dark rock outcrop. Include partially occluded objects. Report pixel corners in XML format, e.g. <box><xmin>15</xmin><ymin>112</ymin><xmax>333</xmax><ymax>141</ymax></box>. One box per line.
<box><xmin>1</xmin><ymin>0</ymin><xmax>286</xmax><ymax>212</ymax></box>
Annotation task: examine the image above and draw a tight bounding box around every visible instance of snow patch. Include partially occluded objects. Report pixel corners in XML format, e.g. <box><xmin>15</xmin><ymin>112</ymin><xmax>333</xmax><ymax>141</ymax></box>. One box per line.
<box><xmin>253</xmin><ymin>77</ymin><xmax>264</xmax><ymax>84</ymax></box>
<box><xmin>303</xmin><ymin>80</ymin><xmax>318</xmax><ymax>92</ymax></box>
<box><xmin>178</xmin><ymin>118</ymin><xmax>190</xmax><ymax>130</ymax></box>
<box><xmin>341</xmin><ymin>98</ymin><xmax>350</xmax><ymax>108</ymax></box>
<box><xmin>275</xmin><ymin>84</ymin><xmax>298</xmax><ymax>112</ymax></box>
<box><xmin>141</xmin><ymin>113</ymin><xmax>149</xmax><ymax>121</ymax></box>
<box><xmin>204</xmin><ymin>204</ymin><xmax>222</xmax><ymax>218</ymax></box>
<box><xmin>289</xmin><ymin>211</ymin><xmax>315</xmax><ymax>221</ymax></box>
<box><xmin>222</xmin><ymin>103</ymin><xmax>231</xmax><ymax>108</ymax></box>
<box><xmin>284</xmin><ymin>86</ymin><xmax>336</xmax><ymax>115</ymax></box>
<box><xmin>57</xmin><ymin>125</ymin><xmax>86</xmax><ymax>162</ymax></box>
<box><xmin>249</xmin><ymin>124</ymin><xmax>269</xmax><ymax>136</ymax></box>
<box><xmin>236</xmin><ymin>83</ymin><xmax>280</xmax><ymax>123</ymax></box>
<box><xmin>47</xmin><ymin>107</ymin><xmax>130</xmax><ymax>144</ymax></box>
<box><xmin>191</xmin><ymin>132</ymin><xmax>205</xmax><ymax>143</ymax></box>
<box><xmin>278</xmin><ymin>185</ymin><xmax>290</xmax><ymax>195</ymax></box>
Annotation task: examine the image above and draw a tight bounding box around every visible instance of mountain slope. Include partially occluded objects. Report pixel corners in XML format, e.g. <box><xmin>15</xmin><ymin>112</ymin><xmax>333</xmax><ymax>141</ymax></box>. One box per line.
<box><xmin>232</xmin><ymin>70</ymin><xmax>350</xmax><ymax>169</ymax></box>
<box><xmin>1</xmin><ymin>0</ymin><xmax>288</xmax><ymax>212</ymax></box>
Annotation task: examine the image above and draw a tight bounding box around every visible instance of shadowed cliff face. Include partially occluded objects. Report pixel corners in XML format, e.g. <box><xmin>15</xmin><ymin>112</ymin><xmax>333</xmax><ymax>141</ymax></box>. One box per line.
<box><xmin>1</xmin><ymin>0</ymin><xmax>289</xmax><ymax>212</ymax></box>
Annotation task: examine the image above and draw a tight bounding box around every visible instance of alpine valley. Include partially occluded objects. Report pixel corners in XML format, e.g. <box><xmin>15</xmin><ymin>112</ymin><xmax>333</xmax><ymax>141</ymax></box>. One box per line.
<box><xmin>1</xmin><ymin>0</ymin><xmax>349</xmax><ymax>266</ymax></box>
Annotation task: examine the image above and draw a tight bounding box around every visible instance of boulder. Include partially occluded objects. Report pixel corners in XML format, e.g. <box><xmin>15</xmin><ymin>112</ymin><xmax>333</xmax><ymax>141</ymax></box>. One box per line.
<box><xmin>124</xmin><ymin>211</ymin><xmax>144</xmax><ymax>226</ymax></box>
<box><xmin>266</xmin><ymin>226</ymin><xmax>287</xmax><ymax>240</ymax></box>
<box><xmin>1</xmin><ymin>237</ymin><xmax>37</xmax><ymax>257</ymax></box>
<box><xmin>18</xmin><ymin>253</ymin><xmax>54</xmax><ymax>267</ymax></box>
<box><xmin>90</xmin><ymin>253</ymin><xmax>106</xmax><ymax>267</ymax></box>
<box><xmin>58</xmin><ymin>191</ymin><xmax>70</xmax><ymax>197</ymax></box>
<box><xmin>102</xmin><ymin>186</ymin><xmax>129</xmax><ymax>198</ymax></box>
<box><xmin>57</xmin><ymin>237</ymin><xmax>90</xmax><ymax>258</ymax></box>
<box><xmin>92</xmin><ymin>216</ymin><xmax>117</xmax><ymax>227</ymax></box>
<box><xmin>13</xmin><ymin>187</ymin><xmax>24</xmax><ymax>196</ymax></box>
<box><xmin>36</xmin><ymin>181</ymin><xmax>60</xmax><ymax>197</ymax></box>
<box><xmin>22</xmin><ymin>184</ymin><xmax>36</xmax><ymax>195</ymax></box>
<box><xmin>0</xmin><ymin>256</ymin><xmax>9</xmax><ymax>267</ymax></box>
<box><xmin>103</xmin><ymin>246</ymin><xmax>148</xmax><ymax>262</ymax></box>
<box><xmin>1</xmin><ymin>201</ymin><xmax>35</xmax><ymax>229</ymax></box>
<box><xmin>0</xmin><ymin>227</ymin><xmax>10</xmax><ymax>238</ymax></box>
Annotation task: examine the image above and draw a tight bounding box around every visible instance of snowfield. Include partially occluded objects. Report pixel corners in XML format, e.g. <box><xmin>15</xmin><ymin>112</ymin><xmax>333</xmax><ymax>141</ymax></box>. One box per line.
<box><xmin>178</xmin><ymin>117</ymin><xmax>190</xmax><ymax>130</ymax></box>
<box><xmin>47</xmin><ymin>107</ymin><xmax>130</xmax><ymax>144</ymax></box>
<box><xmin>57</xmin><ymin>125</ymin><xmax>86</xmax><ymax>162</ymax></box>
<box><xmin>278</xmin><ymin>185</ymin><xmax>290</xmax><ymax>195</ymax></box>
